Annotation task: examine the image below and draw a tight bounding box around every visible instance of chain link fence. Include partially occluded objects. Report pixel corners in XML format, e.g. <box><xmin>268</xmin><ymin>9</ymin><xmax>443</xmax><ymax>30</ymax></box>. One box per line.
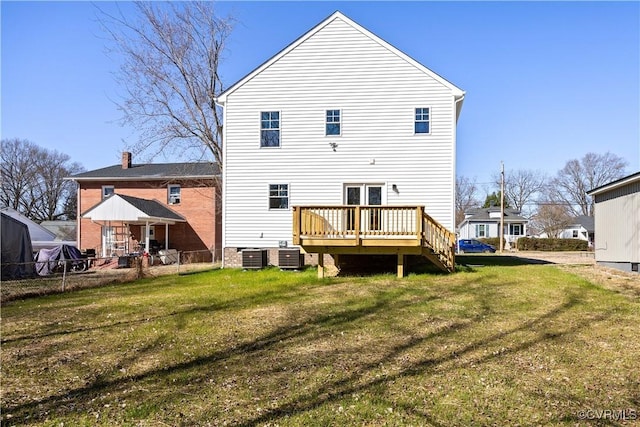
<box><xmin>1</xmin><ymin>250</ymin><xmax>218</xmax><ymax>304</ymax></box>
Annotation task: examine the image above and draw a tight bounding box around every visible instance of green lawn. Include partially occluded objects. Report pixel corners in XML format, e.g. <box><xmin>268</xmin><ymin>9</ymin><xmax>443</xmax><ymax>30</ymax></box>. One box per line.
<box><xmin>2</xmin><ymin>262</ymin><xmax>639</xmax><ymax>426</ymax></box>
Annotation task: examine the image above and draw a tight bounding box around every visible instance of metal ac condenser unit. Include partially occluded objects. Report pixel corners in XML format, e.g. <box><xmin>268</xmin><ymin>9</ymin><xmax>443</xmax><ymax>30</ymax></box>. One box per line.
<box><xmin>278</xmin><ymin>248</ymin><xmax>303</xmax><ymax>269</ymax></box>
<box><xmin>242</xmin><ymin>249</ymin><xmax>267</xmax><ymax>269</ymax></box>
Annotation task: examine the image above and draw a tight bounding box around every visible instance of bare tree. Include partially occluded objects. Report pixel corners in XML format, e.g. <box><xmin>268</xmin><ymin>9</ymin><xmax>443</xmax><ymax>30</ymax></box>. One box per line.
<box><xmin>455</xmin><ymin>176</ymin><xmax>479</xmax><ymax>226</ymax></box>
<box><xmin>1</xmin><ymin>138</ymin><xmax>84</xmax><ymax>221</ymax></box>
<box><xmin>492</xmin><ymin>169</ymin><xmax>546</xmax><ymax>215</ymax></box>
<box><xmin>531</xmin><ymin>204</ymin><xmax>573</xmax><ymax>238</ymax></box>
<box><xmin>98</xmin><ymin>2</ymin><xmax>233</xmax><ymax>173</ymax></box>
<box><xmin>550</xmin><ymin>152</ymin><xmax>627</xmax><ymax>217</ymax></box>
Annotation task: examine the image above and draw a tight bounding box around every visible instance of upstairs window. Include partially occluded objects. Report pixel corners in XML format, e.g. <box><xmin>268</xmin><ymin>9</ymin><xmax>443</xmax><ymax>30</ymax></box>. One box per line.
<box><xmin>168</xmin><ymin>184</ymin><xmax>181</xmax><ymax>204</ymax></box>
<box><xmin>269</xmin><ymin>184</ymin><xmax>289</xmax><ymax>209</ymax></box>
<box><xmin>415</xmin><ymin>107</ymin><xmax>430</xmax><ymax>134</ymax></box>
<box><xmin>326</xmin><ymin>110</ymin><xmax>341</xmax><ymax>136</ymax></box>
<box><xmin>102</xmin><ymin>185</ymin><xmax>114</xmax><ymax>200</ymax></box>
<box><xmin>261</xmin><ymin>111</ymin><xmax>280</xmax><ymax>147</ymax></box>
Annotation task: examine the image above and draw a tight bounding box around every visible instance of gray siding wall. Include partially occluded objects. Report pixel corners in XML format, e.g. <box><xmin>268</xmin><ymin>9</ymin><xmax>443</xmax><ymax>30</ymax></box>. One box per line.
<box><xmin>223</xmin><ymin>17</ymin><xmax>458</xmax><ymax>250</ymax></box>
<box><xmin>593</xmin><ymin>181</ymin><xmax>640</xmax><ymax>263</ymax></box>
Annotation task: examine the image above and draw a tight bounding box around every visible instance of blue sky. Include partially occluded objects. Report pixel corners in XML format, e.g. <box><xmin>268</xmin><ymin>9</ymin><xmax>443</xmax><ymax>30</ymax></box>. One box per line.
<box><xmin>2</xmin><ymin>1</ymin><xmax>639</xmax><ymax>192</ymax></box>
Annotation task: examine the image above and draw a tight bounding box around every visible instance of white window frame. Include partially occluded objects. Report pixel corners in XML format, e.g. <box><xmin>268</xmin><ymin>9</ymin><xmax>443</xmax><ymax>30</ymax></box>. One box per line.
<box><xmin>102</xmin><ymin>185</ymin><xmax>114</xmax><ymax>200</ymax></box>
<box><xmin>510</xmin><ymin>224</ymin><xmax>522</xmax><ymax>236</ymax></box>
<box><xmin>325</xmin><ymin>109</ymin><xmax>341</xmax><ymax>136</ymax></box>
<box><xmin>168</xmin><ymin>184</ymin><xmax>181</xmax><ymax>205</ymax></box>
<box><xmin>414</xmin><ymin>107</ymin><xmax>431</xmax><ymax>135</ymax></box>
<box><xmin>268</xmin><ymin>184</ymin><xmax>289</xmax><ymax>210</ymax></box>
<box><xmin>475</xmin><ymin>224</ymin><xmax>487</xmax><ymax>238</ymax></box>
<box><xmin>260</xmin><ymin>111</ymin><xmax>281</xmax><ymax>148</ymax></box>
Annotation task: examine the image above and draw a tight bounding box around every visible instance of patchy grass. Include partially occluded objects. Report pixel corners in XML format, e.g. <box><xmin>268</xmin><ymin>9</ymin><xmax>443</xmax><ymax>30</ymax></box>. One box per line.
<box><xmin>2</xmin><ymin>265</ymin><xmax>639</xmax><ymax>426</ymax></box>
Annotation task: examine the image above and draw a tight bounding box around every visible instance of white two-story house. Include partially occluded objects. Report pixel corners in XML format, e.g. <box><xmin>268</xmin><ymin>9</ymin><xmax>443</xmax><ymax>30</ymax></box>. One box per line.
<box><xmin>216</xmin><ymin>11</ymin><xmax>465</xmax><ymax>276</ymax></box>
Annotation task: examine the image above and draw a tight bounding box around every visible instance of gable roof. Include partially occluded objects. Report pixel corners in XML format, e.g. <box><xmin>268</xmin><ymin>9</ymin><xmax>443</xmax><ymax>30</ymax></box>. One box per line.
<box><xmin>570</xmin><ymin>215</ymin><xmax>594</xmax><ymax>233</ymax></box>
<box><xmin>69</xmin><ymin>162</ymin><xmax>219</xmax><ymax>182</ymax></box>
<box><xmin>82</xmin><ymin>194</ymin><xmax>186</xmax><ymax>224</ymax></box>
<box><xmin>216</xmin><ymin>11</ymin><xmax>465</xmax><ymax>112</ymax></box>
<box><xmin>459</xmin><ymin>208</ymin><xmax>528</xmax><ymax>227</ymax></box>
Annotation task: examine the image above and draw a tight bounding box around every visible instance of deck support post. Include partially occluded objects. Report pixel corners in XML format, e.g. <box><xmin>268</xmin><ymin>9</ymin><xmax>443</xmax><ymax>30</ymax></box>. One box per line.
<box><xmin>397</xmin><ymin>253</ymin><xmax>405</xmax><ymax>278</ymax></box>
<box><xmin>318</xmin><ymin>251</ymin><xmax>325</xmax><ymax>279</ymax></box>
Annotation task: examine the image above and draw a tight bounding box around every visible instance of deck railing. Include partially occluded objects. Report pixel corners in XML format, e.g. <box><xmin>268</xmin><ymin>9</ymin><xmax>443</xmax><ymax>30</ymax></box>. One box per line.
<box><xmin>293</xmin><ymin>206</ymin><xmax>456</xmax><ymax>272</ymax></box>
<box><xmin>293</xmin><ymin>205</ymin><xmax>423</xmax><ymax>242</ymax></box>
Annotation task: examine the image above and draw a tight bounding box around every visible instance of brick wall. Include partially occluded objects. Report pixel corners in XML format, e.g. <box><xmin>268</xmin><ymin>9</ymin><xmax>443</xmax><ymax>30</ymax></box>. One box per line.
<box><xmin>78</xmin><ymin>179</ymin><xmax>221</xmax><ymax>259</ymax></box>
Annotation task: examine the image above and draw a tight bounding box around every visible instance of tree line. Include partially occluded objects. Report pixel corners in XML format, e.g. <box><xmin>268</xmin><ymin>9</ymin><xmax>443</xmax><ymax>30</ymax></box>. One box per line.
<box><xmin>456</xmin><ymin>151</ymin><xmax>628</xmax><ymax>237</ymax></box>
<box><xmin>1</xmin><ymin>138</ymin><xmax>84</xmax><ymax>221</ymax></box>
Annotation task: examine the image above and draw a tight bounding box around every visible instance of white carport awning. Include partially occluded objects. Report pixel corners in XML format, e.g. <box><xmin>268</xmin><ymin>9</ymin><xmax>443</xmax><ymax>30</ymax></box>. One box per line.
<box><xmin>82</xmin><ymin>194</ymin><xmax>186</xmax><ymax>255</ymax></box>
<box><xmin>82</xmin><ymin>194</ymin><xmax>186</xmax><ymax>225</ymax></box>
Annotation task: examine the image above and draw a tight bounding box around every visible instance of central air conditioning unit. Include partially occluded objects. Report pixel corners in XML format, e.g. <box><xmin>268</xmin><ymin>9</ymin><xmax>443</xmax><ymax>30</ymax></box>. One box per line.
<box><xmin>278</xmin><ymin>248</ymin><xmax>303</xmax><ymax>269</ymax></box>
<box><xmin>242</xmin><ymin>249</ymin><xmax>267</xmax><ymax>269</ymax></box>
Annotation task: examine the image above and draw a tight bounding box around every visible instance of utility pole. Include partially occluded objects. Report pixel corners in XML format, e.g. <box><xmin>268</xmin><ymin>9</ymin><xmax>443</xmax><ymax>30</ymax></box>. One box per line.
<box><xmin>500</xmin><ymin>161</ymin><xmax>505</xmax><ymax>253</ymax></box>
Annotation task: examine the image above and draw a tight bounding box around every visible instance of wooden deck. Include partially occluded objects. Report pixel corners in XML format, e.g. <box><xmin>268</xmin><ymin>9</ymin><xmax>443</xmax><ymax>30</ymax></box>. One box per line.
<box><xmin>292</xmin><ymin>206</ymin><xmax>456</xmax><ymax>277</ymax></box>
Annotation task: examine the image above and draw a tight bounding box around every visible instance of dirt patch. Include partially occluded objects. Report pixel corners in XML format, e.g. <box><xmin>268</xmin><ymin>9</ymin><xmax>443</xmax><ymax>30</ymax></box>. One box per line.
<box><xmin>511</xmin><ymin>251</ymin><xmax>595</xmax><ymax>265</ymax></box>
<box><xmin>512</xmin><ymin>251</ymin><xmax>640</xmax><ymax>298</ymax></box>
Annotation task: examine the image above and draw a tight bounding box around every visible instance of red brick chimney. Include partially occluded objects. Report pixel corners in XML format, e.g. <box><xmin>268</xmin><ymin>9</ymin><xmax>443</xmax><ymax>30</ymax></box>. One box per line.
<box><xmin>122</xmin><ymin>152</ymin><xmax>132</xmax><ymax>169</ymax></box>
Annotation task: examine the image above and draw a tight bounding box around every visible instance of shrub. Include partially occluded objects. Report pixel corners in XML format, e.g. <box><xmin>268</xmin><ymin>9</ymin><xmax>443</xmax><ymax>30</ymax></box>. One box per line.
<box><xmin>517</xmin><ymin>237</ymin><xmax>588</xmax><ymax>251</ymax></box>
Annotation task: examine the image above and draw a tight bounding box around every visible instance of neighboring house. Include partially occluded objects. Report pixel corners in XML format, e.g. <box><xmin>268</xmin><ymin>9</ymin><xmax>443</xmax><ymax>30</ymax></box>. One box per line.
<box><xmin>587</xmin><ymin>171</ymin><xmax>640</xmax><ymax>273</ymax></box>
<box><xmin>458</xmin><ymin>207</ymin><xmax>528</xmax><ymax>248</ymax></box>
<box><xmin>216</xmin><ymin>11</ymin><xmax>464</xmax><ymax>276</ymax></box>
<box><xmin>556</xmin><ymin>215</ymin><xmax>594</xmax><ymax>244</ymax></box>
<box><xmin>67</xmin><ymin>152</ymin><xmax>221</xmax><ymax>260</ymax></box>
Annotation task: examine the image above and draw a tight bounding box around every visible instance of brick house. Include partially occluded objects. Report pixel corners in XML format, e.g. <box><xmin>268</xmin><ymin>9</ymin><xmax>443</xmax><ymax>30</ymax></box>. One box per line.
<box><xmin>68</xmin><ymin>152</ymin><xmax>221</xmax><ymax>261</ymax></box>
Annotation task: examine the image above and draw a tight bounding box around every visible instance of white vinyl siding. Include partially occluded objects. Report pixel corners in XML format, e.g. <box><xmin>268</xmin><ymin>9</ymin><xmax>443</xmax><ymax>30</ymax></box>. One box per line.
<box><xmin>222</xmin><ymin>16</ymin><xmax>459</xmax><ymax>249</ymax></box>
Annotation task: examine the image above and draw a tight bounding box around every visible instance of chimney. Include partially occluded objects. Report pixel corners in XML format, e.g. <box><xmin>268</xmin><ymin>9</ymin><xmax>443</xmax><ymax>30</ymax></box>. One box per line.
<box><xmin>122</xmin><ymin>152</ymin><xmax>132</xmax><ymax>169</ymax></box>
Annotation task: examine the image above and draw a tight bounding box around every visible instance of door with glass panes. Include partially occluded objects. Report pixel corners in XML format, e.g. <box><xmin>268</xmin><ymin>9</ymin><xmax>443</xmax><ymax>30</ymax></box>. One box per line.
<box><xmin>344</xmin><ymin>184</ymin><xmax>384</xmax><ymax>232</ymax></box>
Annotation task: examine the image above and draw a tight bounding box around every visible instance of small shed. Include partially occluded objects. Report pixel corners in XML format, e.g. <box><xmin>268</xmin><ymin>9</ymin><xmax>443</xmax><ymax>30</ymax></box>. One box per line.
<box><xmin>587</xmin><ymin>171</ymin><xmax>640</xmax><ymax>272</ymax></box>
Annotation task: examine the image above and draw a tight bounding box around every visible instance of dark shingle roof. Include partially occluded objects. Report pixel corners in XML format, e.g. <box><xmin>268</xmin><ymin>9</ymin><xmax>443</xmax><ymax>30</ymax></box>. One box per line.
<box><xmin>573</xmin><ymin>215</ymin><xmax>594</xmax><ymax>233</ymax></box>
<box><xmin>69</xmin><ymin>162</ymin><xmax>218</xmax><ymax>180</ymax></box>
<box><xmin>117</xmin><ymin>194</ymin><xmax>185</xmax><ymax>221</ymax></box>
<box><xmin>461</xmin><ymin>208</ymin><xmax>528</xmax><ymax>223</ymax></box>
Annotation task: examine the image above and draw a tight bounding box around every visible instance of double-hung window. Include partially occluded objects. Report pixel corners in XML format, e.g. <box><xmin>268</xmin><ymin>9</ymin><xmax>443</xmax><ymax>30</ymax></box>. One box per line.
<box><xmin>261</xmin><ymin>111</ymin><xmax>280</xmax><ymax>147</ymax></box>
<box><xmin>475</xmin><ymin>224</ymin><xmax>487</xmax><ymax>238</ymax></box>
<box><xmin>510</xmin><ymin>224</ymin><xmax>522</xmax><ymax>236</ymax></box>
<box><xmin>102</xmin><ymin>185</ymin><xmax>114</xmax><ymax>200</ymax></box>
<box><xmin>326</xmin><ymin>110</ymin><xmax>341</xmax><ymax>136</ymax></box>
<box><xmin>415</xmin><ymin>107</ymin><xmax>430</xmax><ymax>134</ymax></box>
<box><xmin>168</xmin><ymin>184</ymin><xmax>181</xmax><ymax>204</ymax></box>
<box><xmin>269</xmin><ymin>184</ymin><xmax>289</xmax><ymax>209</ymax></box>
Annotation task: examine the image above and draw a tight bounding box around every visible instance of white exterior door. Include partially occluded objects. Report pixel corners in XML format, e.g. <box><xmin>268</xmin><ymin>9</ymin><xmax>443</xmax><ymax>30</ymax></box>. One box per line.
<box><xmin>344</xmin><ymin>184</ymin><xmax>384</xmax><ymax>231</ymax></box>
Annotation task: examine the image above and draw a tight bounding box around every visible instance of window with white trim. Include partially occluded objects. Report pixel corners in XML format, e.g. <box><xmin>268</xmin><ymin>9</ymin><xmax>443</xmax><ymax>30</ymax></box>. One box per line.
<box><xmin>475</xmin><ymin>224</ymin><xmax>487</xmax><ymax>237</ymax></box>
<box><xmin>415</xmin><ymin>107</ymin><xmax>430</xmax><ymax>134</ymax></box>
<box><xmin>326</xmin><ymin>110</ymin><xmax>341</xmax><ymax>136</ymax></box>
<box><xmin>102</xmin><ymin>185</ymin><xmax>114</xmax><ymax>200</ymax></box>
<box><xmin>510</xmin><ymin>224</ymin><xmax>522</xmax><ymax>236</ymax></box>
<box><xmin>269</xmin><ymin>184</ymin><xmax>288</xmax><ymax>209</ymax></box>
<box><xmin>168</xmin><ymin>184</ymin><xmax>181</xmax><ymax>204</ymax></box>
<box><xmin>261</xmin><ymin>111</ymin><xmax>280</xmax><ymax>147</ymax></box>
